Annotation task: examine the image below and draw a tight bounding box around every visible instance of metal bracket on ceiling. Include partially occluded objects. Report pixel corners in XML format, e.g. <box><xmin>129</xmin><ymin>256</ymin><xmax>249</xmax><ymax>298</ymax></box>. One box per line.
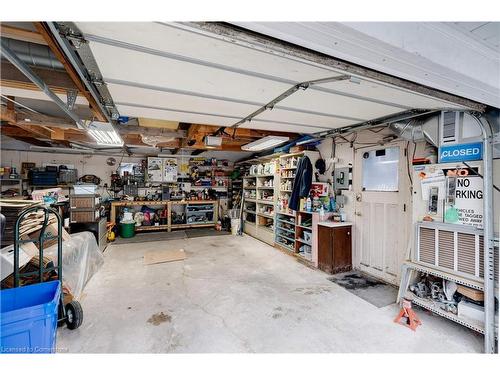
<box><xmin>314</xmin><ymin>109</ymin><xmax>440</xmax><ymax>138</ymax></box>
<box><xmin>66</xmin><ymin>89</ymin><xmax>78</xmax><ymax>110</ymax></box>
<box><xmin>46</xmin><ymin>22</ymin><xmax>120</xmax><ymax>123</ymax></box>
<box><xmin>230</xmin><ymin>74</ymin><xmax>351</xmax><ymax>129</ymax></box>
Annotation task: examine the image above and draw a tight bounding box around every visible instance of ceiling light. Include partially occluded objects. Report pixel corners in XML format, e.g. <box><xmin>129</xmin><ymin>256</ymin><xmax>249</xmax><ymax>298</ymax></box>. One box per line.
<box><xmin>241</xmin><ymin>136</ymin><xmax>289</xmax><ymax>151</ymax></box>
<box><xmin>87</xmin><ymin>121</ymin><xmax>124</xmax><ymax>147</ymax></box>
<box><xmin>204</xmin><ymin>136</ymin><xmax>223</xmax><ymax>148</ymax></box>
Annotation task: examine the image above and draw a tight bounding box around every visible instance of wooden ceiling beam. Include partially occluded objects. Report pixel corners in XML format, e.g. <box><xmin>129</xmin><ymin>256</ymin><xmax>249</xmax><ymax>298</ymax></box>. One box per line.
<box><xmin>1</xmin><ymin>25</ymin><xmax>47</xmax><ymax>45</ymax></box>
<box><xmin>14</xmin><ymin>123</ymin><xmax>52</xmax><ymax>139</ymax></box>
<box><xmin>1</xmin><ymin>61</ymin><xmax>79</xmax><ymax>92</ymax></box>
<box><xmin>10</xmin><ymin>136</ymin><xmax>52</xmax><ymax>147</ymax></box>
<box><xmin>0</xmin><ymin>106</ymin><xmax>17</xmax><ymax>123</ymax></box>
<box><xmin>117</xmin><ymin>125</ymin><xmax>186</xmax><ymax>138</ymax></box>
<box><xmin>33</xmin><ymin>22</ymin><xmax>107</xmax><ymax>122</ymax></box>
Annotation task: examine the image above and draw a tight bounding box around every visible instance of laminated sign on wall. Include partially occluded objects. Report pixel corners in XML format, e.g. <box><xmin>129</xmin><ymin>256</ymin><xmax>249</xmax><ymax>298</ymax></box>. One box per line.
<box><xmin>163</xmin><ymin>158</ymin><xmax>178</xmax><ymax>182</ymax></box>
<box><xmin>147</xmin><ymin>157</ymin><xmax>163</xmax><ymax>182</ymax></box>
<box><xmin>453</xmin><ymin>176</ymin><xmax>483</xmax><ymax>228</ymax></box>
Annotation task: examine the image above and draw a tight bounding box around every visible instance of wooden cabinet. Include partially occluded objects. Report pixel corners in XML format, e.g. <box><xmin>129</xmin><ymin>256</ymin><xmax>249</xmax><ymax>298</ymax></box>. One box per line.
<box><xmin>318</xmin><ymin>223</ymin><xmax>352</xmax><ymax>274</ymax></box>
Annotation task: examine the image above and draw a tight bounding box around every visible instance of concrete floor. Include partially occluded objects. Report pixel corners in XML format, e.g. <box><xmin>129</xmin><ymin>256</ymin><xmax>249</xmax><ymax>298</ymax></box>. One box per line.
<box><xmin>58</xmin><ymin>234</ymin><xmax>483</xmax><ymax>353</ymax></box>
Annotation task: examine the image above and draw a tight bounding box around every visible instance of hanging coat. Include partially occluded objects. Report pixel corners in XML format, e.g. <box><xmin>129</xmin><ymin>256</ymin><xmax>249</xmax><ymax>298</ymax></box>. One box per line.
<box><xmin>288</xmin><ymin>156</ymin><xmax>313</xmax><ymax>211</ymax></box>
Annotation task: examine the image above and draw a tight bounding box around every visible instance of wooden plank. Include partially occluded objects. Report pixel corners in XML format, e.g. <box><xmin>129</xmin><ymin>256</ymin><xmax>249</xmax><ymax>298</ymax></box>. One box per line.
<box><xmin>0</xmin><ymin>106</ymin><xmax>16</xmax><ymax>123</ymax></box>
<box><xmin>1</xmin><ymin>61</ymin><xmax>78</xmax><ymax>91</ymax></box>
<box><xmin>117</xmin><ymin>125</ymin><xmax>186</xmax><ymax>138</ymax></box>
<box><xmin>144</xmin><ymin>248</ymin><xmax>186</xmax><ymax>265</ymax></box>
<box><xmin>0</xmin><ymin>25</ymin><xmax>47</xmax><ymax>45</ymax></box>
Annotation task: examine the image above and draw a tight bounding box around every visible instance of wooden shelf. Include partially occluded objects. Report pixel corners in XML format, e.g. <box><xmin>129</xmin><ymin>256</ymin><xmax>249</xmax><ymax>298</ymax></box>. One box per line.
<box><xmin>257</xmin><ymin>212</ymin><xmax>274</xmax><ymax>219</ymax></box>
<box><xmin>276</xmin><ymin>225</ymin><xmax>294</xmax><ymax>234</ymax></box>
<box><xmin>257</xmin><ymin>186</ymin><xmax>275</xmax><ymax>190</ymax></box>
<box><xmin>296</xmin><ymin>224</ymin><xmax>312</xmax><ymax>230</ymax></box>
<box><xmin>135</xmin><ymin>224</ymin><xmax>169</xmax><ymax>232</ymax></box>
<box><xmin>259</xmin><ymin>226</ymin><xmax>274</xmax><ymax>234</ymax></box>
<box><xmin>296</xmin><ymin>238</ymin><xmax>312</xmax><ymax>246</ymax></box>
<box><xmin>276</xmin><ymin>232</ymin><xmax>295</xmax><ymax>242</ymax></box>
<box><xmin>257</xmin><ymin>200</ymin><xmax>274</xmax><ymax>205</ymax></box>
<box><xmin>277</xmin><ymin>218</ymin><xmax>295</xmax><ymax>225</ymax></box>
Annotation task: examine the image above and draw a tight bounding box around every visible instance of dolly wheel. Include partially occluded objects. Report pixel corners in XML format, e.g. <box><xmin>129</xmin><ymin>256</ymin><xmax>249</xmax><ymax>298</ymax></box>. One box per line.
<box><xmin>65</xmin><ymin>301</ymin><xmax>83</xmax><ymax>330</ymax></box>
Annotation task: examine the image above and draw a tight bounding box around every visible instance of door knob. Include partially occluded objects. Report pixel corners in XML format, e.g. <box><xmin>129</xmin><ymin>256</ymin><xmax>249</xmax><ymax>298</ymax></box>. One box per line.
<box><xmin>355</xmin><ymin>211</ymin><xmax>362</xmax><ymax>216</ymax></box>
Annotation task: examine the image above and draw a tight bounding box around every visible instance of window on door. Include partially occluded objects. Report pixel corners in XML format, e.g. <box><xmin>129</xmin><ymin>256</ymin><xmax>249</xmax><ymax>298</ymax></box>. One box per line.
<box><xmin>361</xmin><ymin>146</ymin><xmax>399</xmax><ymax>192</ymax></box>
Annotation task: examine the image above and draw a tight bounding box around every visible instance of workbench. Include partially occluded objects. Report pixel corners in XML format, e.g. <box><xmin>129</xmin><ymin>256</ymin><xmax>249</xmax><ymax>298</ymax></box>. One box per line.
<box><xmin>110</xmin><ymin>200</ymin><xmax>218</xmax><ymax>232</ymax></box>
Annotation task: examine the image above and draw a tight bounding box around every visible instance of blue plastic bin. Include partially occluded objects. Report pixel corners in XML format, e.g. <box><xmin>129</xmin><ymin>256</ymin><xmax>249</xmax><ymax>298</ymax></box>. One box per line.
<box><xmin>1</xmin><ymin>280</ymin><xmax>61</xmax><ymax>354</ymax></box>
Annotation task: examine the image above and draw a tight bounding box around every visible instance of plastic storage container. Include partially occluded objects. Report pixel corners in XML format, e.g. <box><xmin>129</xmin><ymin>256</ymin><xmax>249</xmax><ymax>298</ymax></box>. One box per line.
<box><xmin>119</xmin><ymin>221</ymin><xmax>136</xmax><ymax>238</ymax></box>
<box><xmin>1</xmin><ymin>280</ymin><xmax>61</xmax><ymax>353</ymax></box>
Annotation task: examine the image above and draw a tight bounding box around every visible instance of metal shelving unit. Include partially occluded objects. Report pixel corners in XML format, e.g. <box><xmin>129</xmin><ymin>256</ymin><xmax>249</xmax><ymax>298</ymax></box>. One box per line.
<box><xmin>398</xmin><ymin>261</ymin><xmax>498</xmax><ymax>338</ymax></box>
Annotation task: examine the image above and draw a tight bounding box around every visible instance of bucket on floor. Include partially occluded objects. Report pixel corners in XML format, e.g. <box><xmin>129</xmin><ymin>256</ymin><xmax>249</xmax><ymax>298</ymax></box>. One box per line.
<box><xmin>1</xmin><ymin>280</ymin><xmax>61</xmax><ymax>354</ymax></box>
<box><xmin>228</xmin><ymin>209</ymin><xmax>240</xmax><ymax>219</ymax></box>
<box><xmin>231</xmin><ymin>218</ymin><xmax>240</xmax><ymax>235</ymax></box>
<box><xmin>119</xmin><ymin>220</ymin><xmax>136</xmax><ymax>238</ymax></box>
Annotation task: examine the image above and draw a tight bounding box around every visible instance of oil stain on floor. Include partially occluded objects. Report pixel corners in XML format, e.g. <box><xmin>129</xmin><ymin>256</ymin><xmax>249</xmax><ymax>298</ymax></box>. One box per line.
<box><xmin>147</xmin><ymin>312</ymin><xmax>172</xmax><ymax>326</ymax></box>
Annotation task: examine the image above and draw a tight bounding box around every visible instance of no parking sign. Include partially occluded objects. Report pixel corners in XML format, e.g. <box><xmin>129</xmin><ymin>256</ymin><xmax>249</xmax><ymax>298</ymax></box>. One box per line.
<box><xmin>454</xmin><ymin>176</ymin><xmax>483</xmax><ymax>228</ymax></box>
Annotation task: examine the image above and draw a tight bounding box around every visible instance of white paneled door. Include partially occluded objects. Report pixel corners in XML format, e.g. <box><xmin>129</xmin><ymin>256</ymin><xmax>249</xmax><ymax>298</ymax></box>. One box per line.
<box><xmin>353</xmin><ymin>142</ymin><xmax>411</xmax><ymax>285</ymax></box>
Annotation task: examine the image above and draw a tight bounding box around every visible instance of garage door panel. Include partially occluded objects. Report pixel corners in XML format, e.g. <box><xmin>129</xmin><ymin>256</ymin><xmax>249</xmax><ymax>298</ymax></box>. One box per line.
<box><xmin>255</xmin><ymin>108</ymin><xmax>357</xmax><ymax>129</ymax></box>
<box><xmin>117</xmin><ymin>104</ymin><xmax>326</xmax><ymax>133</ymax></box>
<box><xmin>240</xmin><ymin>121</ymin><xmax>326</xmax><ymax>134</ymax></box>
<box><xmin>108</xmin><ymin>83</ymin><xmax>259</xmax><ymax>118</ymax></box>
<box><xmin>318</xmin><ymin>79</ymin><xmax>465</xmax><ymax>110</ymax></box>
<box><xmin>89</xmin><ymin>42</ymin><xmax>291</xmax><ymax>103</ymax></box>
<box><xmin>279</xmin><ymin>88</ymin><xmax>402</xmax><ymax>119</ymax></box>
<box><xmin>77</xmin><ymin>22</ymin><xmax>338</xmax><ymax>83</ymax></box>
<box><xmin>116</xmin><ymin>104</ymin><xmax>236</xmax><ymax>126</ymax></box>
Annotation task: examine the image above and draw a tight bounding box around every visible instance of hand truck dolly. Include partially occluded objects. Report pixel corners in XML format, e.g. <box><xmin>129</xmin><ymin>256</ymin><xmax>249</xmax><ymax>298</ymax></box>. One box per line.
<box><xmin>13</xmin><ymin>205</ymin><xmax>83</xmax><ymax>330</ymax></box>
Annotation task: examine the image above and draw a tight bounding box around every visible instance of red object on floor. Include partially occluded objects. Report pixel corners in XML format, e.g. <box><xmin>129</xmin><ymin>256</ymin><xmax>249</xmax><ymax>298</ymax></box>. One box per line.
<box><xmin>394</xmin><ymin>299</ymin><xmax>422</xmax><ymax>331</ymax></box>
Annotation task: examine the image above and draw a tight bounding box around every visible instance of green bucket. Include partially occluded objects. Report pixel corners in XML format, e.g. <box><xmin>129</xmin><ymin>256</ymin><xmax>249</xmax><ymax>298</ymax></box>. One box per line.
<box><xmin>119</xmin><ymin>221</ymin><xmax>136</xmax><ymax>238</ymax></box>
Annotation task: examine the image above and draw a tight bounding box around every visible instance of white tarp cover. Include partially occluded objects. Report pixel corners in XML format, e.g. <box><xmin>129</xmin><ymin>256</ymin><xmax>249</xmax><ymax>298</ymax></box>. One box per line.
<box><xmin>43</xmin><ymin>231</ymin><xmax>104</xmax><ymax>300</ymax></box>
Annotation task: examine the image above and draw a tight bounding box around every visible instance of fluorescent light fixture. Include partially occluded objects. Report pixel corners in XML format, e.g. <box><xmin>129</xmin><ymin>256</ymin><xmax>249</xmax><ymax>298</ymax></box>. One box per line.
<box><xmin>87</xmin><ymin>121</ymin><xmax>124</xmax><ymax>147</ymax></box>
<box><xmin>241</xmin><ymin>136</ymin><xmax>289</xmax><ymax>151</ymax></box>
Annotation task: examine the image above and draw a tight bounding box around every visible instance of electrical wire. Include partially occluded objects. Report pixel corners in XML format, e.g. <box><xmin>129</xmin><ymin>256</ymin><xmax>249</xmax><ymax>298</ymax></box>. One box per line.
<box><xmin>406</xmin><ymin>141</ymin><xmax>413</xmax><ymax>185</ymax></box>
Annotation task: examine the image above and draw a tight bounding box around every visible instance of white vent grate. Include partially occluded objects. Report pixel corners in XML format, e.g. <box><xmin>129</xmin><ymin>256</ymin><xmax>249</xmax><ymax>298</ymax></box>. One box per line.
<box><xmin>419</xmin><ymin>228</ymin><xmax>436</xmax><ymax>264</ymax></box>
<box><xmin>438</xmin><ymin>230</ymin><xmax>454</xmax><ymax>269</ymax></box>
<box><xmin>442</xmin><ymin>111</ymin><xmax>457</xmax><ymax>143</ymax></box>
<box><xmin>457</xmin><ymin>232</ymin><xmax>476</xmax><ymax>275</ymax></box>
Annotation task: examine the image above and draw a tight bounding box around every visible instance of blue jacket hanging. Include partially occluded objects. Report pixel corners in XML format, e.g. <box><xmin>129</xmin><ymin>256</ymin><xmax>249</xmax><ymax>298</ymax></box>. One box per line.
<box><xmin>288</xmin><ymin>156</ymin><xmax>313</xmax><ymax>211</ymax></box>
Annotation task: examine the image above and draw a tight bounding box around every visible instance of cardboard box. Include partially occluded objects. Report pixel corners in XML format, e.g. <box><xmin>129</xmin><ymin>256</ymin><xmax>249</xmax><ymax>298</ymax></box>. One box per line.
<box><xmin>457</xmin><ymin>285</ymin><xmax>484</xmax><ymax>301</ymax></box>
<box><xmin>458</xmin><ymin>300</ymin><xmax>484</xmax><ymax>323</ymax></box>
<box><xmin>21</xmin><ymin>223</ymin><xmax>71</xmax><ymax>250</ymax></box>
<box><xmin>0</xmin><ymin>242</ymin><xmax>38</xmax><ymax>281</ymax></box>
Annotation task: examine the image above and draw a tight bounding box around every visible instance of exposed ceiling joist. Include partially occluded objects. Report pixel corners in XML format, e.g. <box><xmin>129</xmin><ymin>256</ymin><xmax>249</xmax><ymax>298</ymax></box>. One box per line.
<box><xmin>117</xmin><ymin>125</ymin><xmax>186</xmax><ymax>138</ymax></box>
<box><xmin>1</xmin><ymin>61</ymin><xmax>79</xmax><ymax>92</ymax></box>
<box><xmin>0</xmin><ymin>24</ymin><xmax>47</xmax><ymax>45</ymax></box>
